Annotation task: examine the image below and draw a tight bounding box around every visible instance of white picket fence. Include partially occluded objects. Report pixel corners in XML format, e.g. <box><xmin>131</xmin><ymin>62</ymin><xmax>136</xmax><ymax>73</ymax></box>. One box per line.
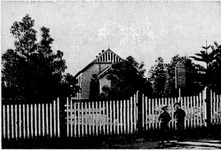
<box><xmin>2</xmin><ymin>98</ymin><xmax>60</xmax><ymax>139</ymax></box>
<box><xmin>2</xmin><ymin>89</ymin><xmax>221</xmax><ymax>139</ymax></box>
<box><xmin>66</xmin><ymin>90</ymin><xmax>221</xmax><ymax>137</ymax></box>
<box><xmin>66</xmin><ymin>94</ymin><xmax>138</xmax><ymax>137</ymax></box>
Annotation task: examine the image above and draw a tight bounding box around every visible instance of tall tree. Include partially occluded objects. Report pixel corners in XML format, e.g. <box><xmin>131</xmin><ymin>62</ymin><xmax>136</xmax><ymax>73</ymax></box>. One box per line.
<box><xmin>191</xmin><ymin>42</ymin><xmax>221</xmax><ymax>93</ymax></box>
<box><xmin>148</xmin><ymin>57</ymin><xmax>167</xmax><ymax>97</ymax></box>
<box><xmin>190</xmin><ymin>42</ymin><xmax>216</xmax><ymax>87</ymax></box>
<box><xmin>2</xmin><ymin>15</ymin><xmax>77</xmax><ymax>103</ymax></box>
<box><xmin>100</xmin><ymin>56</ymin><xmax>152</xmax><ymax>99</ymax></box>
<box><xmin>190</xmin><ymin>44</ymin><xmax>214</xmax><ymax>67</ymax></box>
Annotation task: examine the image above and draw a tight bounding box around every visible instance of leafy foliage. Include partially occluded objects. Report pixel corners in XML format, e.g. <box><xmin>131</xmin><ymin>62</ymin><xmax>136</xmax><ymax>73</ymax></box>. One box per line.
<box><xmin>165</xmin><ymin>55</ymin><xmax>204</xmax><ymax>96</ymax></box>
<box><xmin>2</xmin><ymin>15</ymin><xmax>78</xmax><ymax>103</ymax></box>
<box><xmin>148</xmin><ymin>56</ymin><xmax>205</xmax><ymax>97</ymax></box>
<box><xmin>89</xmin><ymin>74</ymin><xmax>100</xmax><ymax>100</ymax></box>
<box><xmin>99</xmin><ymin>56</ymin><xmax>152</xmax><ymax>99</ymax></box>
<box><xmin>210</xmin><ymin>42</ymin><xmax>221</xmax><ymax>93</ymax></box>
<box><xmin>148</xmin><ymin>57</ymin><xmax>167</xmax><ymax>97</ymax></box>
<box><xmin>59</xmin><ymin>73</ymin><xmax>80</xmax><ymax>98</ymax></box>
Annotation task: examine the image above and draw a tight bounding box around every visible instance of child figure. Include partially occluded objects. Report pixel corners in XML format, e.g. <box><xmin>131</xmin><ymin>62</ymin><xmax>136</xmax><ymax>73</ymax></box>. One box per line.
<box><xmin>174</xmin><ymin>102</ymin><xmax>186</xmax><ymax>141</ymax></box>
<box><xmin>158</xmin><ymin>105</ymin><xmax>171</xmax><ymax>144</ymax></box>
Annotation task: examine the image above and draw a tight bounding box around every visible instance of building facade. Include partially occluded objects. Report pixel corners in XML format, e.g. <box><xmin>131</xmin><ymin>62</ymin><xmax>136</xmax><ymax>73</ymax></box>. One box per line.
<box><xmin>74</xmin><ymin>49</ymin><xmax>123</xmax><ymax>100</ymax></box>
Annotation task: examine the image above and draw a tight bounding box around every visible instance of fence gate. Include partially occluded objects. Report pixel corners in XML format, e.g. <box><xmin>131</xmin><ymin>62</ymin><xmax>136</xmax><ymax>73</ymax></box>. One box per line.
<box><xmin>65</xmin><ymin>94</ymin><xmax>138</xmax><ymax>137</ymax></box>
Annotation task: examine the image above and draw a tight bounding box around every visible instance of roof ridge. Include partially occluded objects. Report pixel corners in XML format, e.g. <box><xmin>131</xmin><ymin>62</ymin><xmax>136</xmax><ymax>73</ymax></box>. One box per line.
<box><xmin>74</xmin><ymin>48</ymin><xmax>123</xmax><ymax>78</ymax></box>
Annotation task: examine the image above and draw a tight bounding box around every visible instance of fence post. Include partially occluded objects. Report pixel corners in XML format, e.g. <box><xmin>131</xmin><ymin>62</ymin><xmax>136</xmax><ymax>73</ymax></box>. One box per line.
<box><xmin>137</xmin><ymin>91</ymin><xmax>143</xmax><ymax>135</ymax></box>
<box><xmin>203</xmin><ymin>86</ymin><xmax>211</xmax><ymax>128</ymax></box>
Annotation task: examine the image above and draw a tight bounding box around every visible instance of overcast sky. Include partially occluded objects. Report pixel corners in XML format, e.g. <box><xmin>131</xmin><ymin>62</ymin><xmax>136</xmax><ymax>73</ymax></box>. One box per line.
<box><xmin>2</xmin><ymin>1</ymin><xmax>221</xmax><ymax>76</ymax></box>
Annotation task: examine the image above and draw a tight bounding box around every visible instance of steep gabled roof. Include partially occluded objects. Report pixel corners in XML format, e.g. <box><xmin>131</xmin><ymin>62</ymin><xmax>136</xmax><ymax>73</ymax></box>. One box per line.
<box><xmin>74</xmin><ymin>49</ymin><xmax>123</xmax><ymax>78</ymax></box>
<box><xmin>94</xmin><ymin>48</ymin><xmax>123</xmax><ymax>63</ymax></box>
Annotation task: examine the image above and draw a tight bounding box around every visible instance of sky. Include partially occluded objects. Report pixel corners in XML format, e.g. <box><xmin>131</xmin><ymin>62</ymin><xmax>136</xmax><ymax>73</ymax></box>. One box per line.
<box><xmin>1</xmin><ymin>1</ymin><xmax>221</xmax><ymax>77</ymax></box>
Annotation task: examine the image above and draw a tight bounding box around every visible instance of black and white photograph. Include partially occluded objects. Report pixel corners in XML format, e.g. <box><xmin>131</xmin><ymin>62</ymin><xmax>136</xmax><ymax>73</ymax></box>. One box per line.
<box><xmin>1</xmin><ymin>0</ymin><xmax>221</xmax><ymax>149</ymax></box>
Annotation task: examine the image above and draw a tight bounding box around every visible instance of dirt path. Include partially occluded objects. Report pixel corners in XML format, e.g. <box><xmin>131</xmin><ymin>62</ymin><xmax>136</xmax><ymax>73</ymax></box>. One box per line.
<box><xmin>164</xmin><ymin>140</ymin><xmax>221</xmax><ymax>149</ymax></box>
<box><xmin>110</xmin><ymin>139</ymin><xmax>221</xmax><ymax>149</ymax></box>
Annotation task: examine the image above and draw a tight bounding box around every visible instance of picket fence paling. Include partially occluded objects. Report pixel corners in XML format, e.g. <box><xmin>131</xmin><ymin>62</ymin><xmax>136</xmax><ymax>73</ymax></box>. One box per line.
<box><xmin>22</xmin><ymin>104</ymin><xmax>25</xmax><ymax>138</ymax></box>
<box><xmin>2</xmin><ymin>106</ymin><xmax>5</xmax><ymax>139</ymax></box>
<box><xmin>98</xmin><ymin>101</ymin><xmax>101</xmax><ymax>135</ymax></box>
<box><xmin>100</xmin><ymin>101</ymin><xmax>102</xmax><ymax>135</ymax></box>
<box><xmin>186</xmin><ymin>96</ymin><xmax>189</xmax><ymax>128</ymax></box>
<box><xmin>116</xmin><ymin>100</ymin><xmax>119</xmax><ymax>134</ymax></box>
<box><xmin>104</xmin><ymin>100</ymin><xmax>106</xmax><ymax>135</ymax></box>
<box><xmin>134</xmin><ymin>94</ymin><xmax>137</xmax><ymax>132</ymax></box>
<box><xmin>123</xmin><ymin>100</ymin><xmax>125</xmax><ymax>134</ymax></box>
<box><xmin>106</xmin><ymin>100</ymin><xmax>108</xmax><ymax>135</ymax></box>
<box><xmin>18</xmin><ymin>105</ymin><xmax>21</xmax><ymax>138</ymax></box>
<box><xmin>42</xmin><ymin>103</ymin><xmax>45</xmax><ymax>137</ymax></box>
<box><xmin>81</xmin><ymin>102</ymin><xmax>83</xmax><ymax>136</ymax></box>
<box><xmin>217</xmin><ymin>95</ymin><xmax>221</xmax><ymax>124</ymax></box>
<box><xmin>30</xmin><ymin>105</ymin><xmax>33</xmax><ymax>138</ymax></box>
<box><xmin>118</xmin><ymin>100</ymin><xmax>121</xmax><ymax>133</ymax></box>
<box><xmin>71</xmin><ymin>98</ymin><xmax>74</xmax><ymax>137</ymax></box>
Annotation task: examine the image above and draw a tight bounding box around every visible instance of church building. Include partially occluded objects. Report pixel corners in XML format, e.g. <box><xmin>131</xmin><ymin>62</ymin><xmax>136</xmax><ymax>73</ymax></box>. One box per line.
<box><xmin>74</xmin><ymin>49</ymin><xmax>123</xmax><ymax>100</ymax></box>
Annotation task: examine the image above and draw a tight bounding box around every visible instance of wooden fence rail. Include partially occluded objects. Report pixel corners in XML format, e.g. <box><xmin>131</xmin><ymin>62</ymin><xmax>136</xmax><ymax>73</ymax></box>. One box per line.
<box><xmin>2</xmin><ymin>98</ymin><xmax>60</xmax><ymax>139</ymax></box>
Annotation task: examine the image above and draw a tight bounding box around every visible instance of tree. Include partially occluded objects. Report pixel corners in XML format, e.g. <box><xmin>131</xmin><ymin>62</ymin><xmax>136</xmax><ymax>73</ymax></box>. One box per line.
<box><xmin>148</xmin><ymin>55</ymin><xmax>205</xmax><ymax>97</ymax></box>
<box><xmin>190</xmin><ymin>44</ymin><xmax>214</xmax><ymax>67</ymax></box>
<box><xmin>210</xmin><ymin>42</ymin><xmax>221</xmax><ymax>93</ymax></box>
<box><xmin>165</xmin><ymin>55</ymin><xmax>204</xmax><ymax>96</ymax></box>
<box><xmin>2</xmin><ymin>15</ymin><xmax>77</xmax><ymax>103</ymax></box>
<box><xmin>164</xmin><ymin>55</ymin><xmax>183</xmax><ymax>96</ymax></box>
<box><xmin>100</xmin><ymin>56</ymin><xmax>152</xmax><ymax>99</ymax></box>
<box><xmin>190</xmin><ymin>43</ymin><xmax>216</xmax><ymax>86</ymax></box>
<box><xmin>148</xmin><ymin>57</ymin><xmax>167</xmax><ymax>97</ymax></box>
<box><xmin>59</xmin><ymin>73</ymin><xmax>80</xmax><ymax>98</ymax></box>
<box><xmin>191</xmin><ymin>42</ymin><xmax>221</xmax><ymax>93</ymax></box>
<box><xmin>89</xmin><ymin>74</ymin><xmax>100</xmax><ymax>100</ymax></box>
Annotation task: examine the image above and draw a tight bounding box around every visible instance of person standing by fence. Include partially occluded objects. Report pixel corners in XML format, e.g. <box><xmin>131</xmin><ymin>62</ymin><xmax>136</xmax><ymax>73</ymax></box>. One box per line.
<box><xmin>174</xmin><ymin>102</ymin><xmax>186</xmax><ymax>141</ymax></box>
<box><xmin>158</xmin><ymin>105</ymin><xmax>171</xmax><ymax>144</ymax></box>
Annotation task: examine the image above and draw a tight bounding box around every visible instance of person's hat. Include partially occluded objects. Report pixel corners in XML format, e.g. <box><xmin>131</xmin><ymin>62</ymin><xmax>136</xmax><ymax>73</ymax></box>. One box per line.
<box><xmin>161</xmin><ymin>105</ymin><xmax>168</xmax><ymax>110</ymax></box>
<box><xmin>174</xmin><ymin>102</ymin><xmax>181</xmax><ymax>107</ymax></box>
